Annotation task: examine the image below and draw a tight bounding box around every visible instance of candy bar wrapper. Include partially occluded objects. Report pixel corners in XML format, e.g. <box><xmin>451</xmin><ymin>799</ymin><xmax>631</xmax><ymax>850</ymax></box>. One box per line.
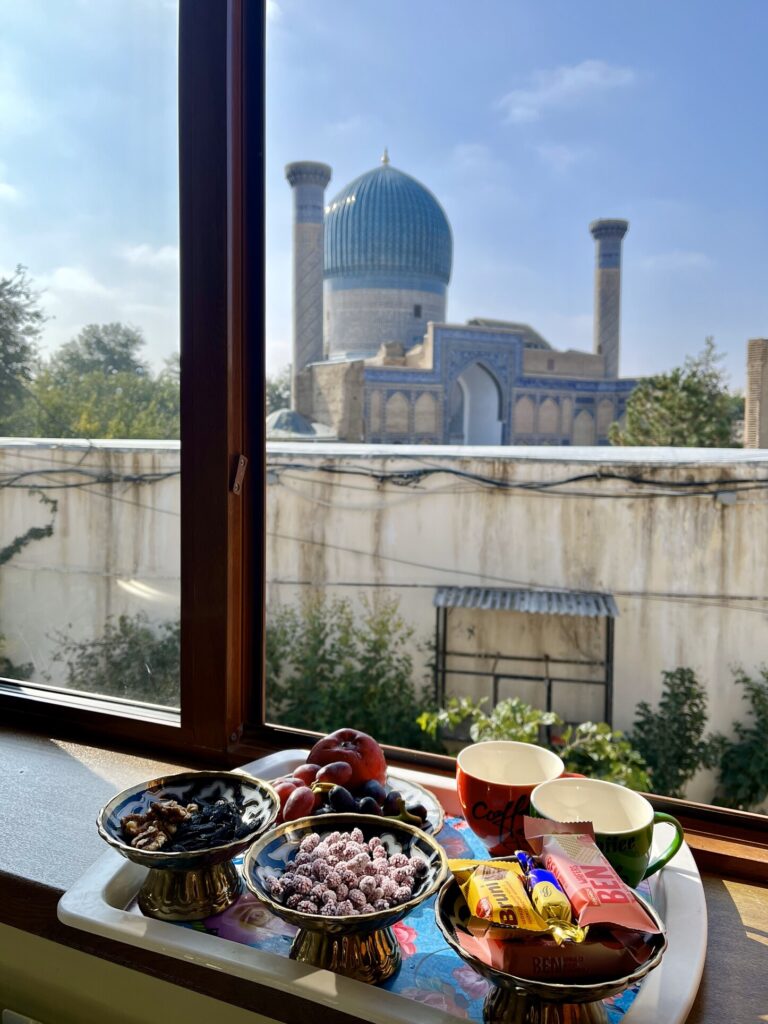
<box><xmin>457</xmin><ymin>926</ymin><xmax>657</xmax><ymax>984</ymax></box>
<box><xmin>448</xmin><ymin>859</ymin><xmax>585</xmax><ymax>943</ymax></box>
<box><xmin>449</xmin><ymin>859</ymin><xmax>550</xmax><ymax>938</ymax></box>
<box><xmin>523</xmin><ymin>818</ymin><xmax>660</xmax><ymax>933</ymax></box>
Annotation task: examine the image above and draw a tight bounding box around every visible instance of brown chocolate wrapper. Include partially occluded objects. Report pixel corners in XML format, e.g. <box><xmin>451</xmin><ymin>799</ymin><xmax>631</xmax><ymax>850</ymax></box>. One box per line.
<box><xmin>457</xmin><ymin>926</ymin><xmax>656</xmax><ymax>983</ymax></box>
<box><xmin>523</xmin><ymin>817</ymin><xmax>661</xmax><ymax>934</ymax></box>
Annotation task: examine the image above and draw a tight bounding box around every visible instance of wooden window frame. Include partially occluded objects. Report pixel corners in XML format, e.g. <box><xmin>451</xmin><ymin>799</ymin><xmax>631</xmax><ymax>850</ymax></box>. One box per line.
<box><xmin>1</xmin><ymin>0</ymin><xmax>766</xmax><ymax>883</ymax></box>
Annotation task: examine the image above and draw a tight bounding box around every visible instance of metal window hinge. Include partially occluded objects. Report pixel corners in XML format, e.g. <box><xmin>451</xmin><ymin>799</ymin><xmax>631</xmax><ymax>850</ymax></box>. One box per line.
<box><xmin>231</xmin><ymin>454</ymin><xmax>248</xmax><ymax>495</ymax></box>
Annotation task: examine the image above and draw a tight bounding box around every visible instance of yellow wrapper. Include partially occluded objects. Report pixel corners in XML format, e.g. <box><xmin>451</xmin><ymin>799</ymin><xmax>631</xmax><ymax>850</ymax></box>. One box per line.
<box><xmin>449</xmin><ymin>859</ymin><xmax>549</xmax><ymax>936</ymax></box>
<box><xmin>448</xmin><ymin>858</ymin><xmax>587</xmax><ymax>945</ymax></box>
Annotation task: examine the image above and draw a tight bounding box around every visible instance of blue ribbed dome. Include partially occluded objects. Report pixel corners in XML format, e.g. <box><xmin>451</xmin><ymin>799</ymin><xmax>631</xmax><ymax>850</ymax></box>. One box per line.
<box><xmin>324</xmin><ymin>163</ymin><xmax>452</xmax><ymax>285</ymax></box>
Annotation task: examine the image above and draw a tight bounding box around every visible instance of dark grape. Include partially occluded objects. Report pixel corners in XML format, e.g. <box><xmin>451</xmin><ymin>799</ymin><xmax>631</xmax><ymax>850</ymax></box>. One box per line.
<box><xmin>359</xmin><ymin>779</ymin><xmax>387</xmax><ymax>804</ymax></box>
<box><xmin>315</xmin><ymin>761</ymin><xmax>354</xmax><ymax>786</ymax></box>
<box><xmin>382</xmin><ymin>790</ymin><xmax>405</xmax><ymax>817</ymax></box>
<box><xmin>358</xmin><ymin>796</ymin><xmax>383</xmax><ymax>816</ymax></box>
<box><xmin>407</xmin><ymin>803</ymin><xmax>428</xmax><ymax>822</ymax></box>
<box><xmin>328</xmin><ymin>785</ymin><xmax>357</xmax><ymax>812</ymax></box>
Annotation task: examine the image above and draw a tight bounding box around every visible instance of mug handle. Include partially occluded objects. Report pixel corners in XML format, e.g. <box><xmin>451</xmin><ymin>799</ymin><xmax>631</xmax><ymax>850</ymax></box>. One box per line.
<box><xmin>642</xmin><ymin>812</ymin><xmax>685</xmax><ymax>879</ymax></box>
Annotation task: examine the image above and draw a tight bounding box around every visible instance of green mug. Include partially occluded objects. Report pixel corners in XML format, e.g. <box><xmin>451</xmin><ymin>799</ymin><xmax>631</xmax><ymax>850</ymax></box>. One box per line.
<box><xmin>529</xmin><ymin>777</ymin><xmax>684</xmax><ymax>889</ymax></box>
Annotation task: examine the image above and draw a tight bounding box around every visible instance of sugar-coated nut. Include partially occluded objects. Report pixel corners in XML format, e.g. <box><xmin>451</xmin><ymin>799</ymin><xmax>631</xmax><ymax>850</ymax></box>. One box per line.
<box><xmin>314</xmin><ymin>842</ymin><xmax>330</xmax><ymax>859</ymax></box>
<box><xmin>373</xmin><ymin>886</ymin><xmax>384</xmax><ymax>901</ymax></box>
<box><xmin>350</xmin><ymin>827</ymin><xmax>364</xmax><ymax>844</ymax></box>
<box><xmin>311</xmin><ymin>860</ymin><xmax>331</xmax><ymax>880</ymax></box>
<box><xmin>328</xmin><ymin>841</ymin><xmax>345</xmax><ymax>856</ymax></box>
<box><xmin>336</xmin><ymin>883</ymin><xmax>349</xmax><ymax>899</ymax></box>
<box><xmin>339</xmin><ymin>869</ymin><xmax>357</xmax><ymax>887</ymax></box>
<box><xmin>372</xmin><ymin>859</ymin><xmax>389</xmax><ymax>875</ymax></box>
<box><xmin>295</xmin><ymin>863</ymin><xmax>312</xmax><ymax>877</ymax></box>
<box><xmin>294</xmin><ymin>851</ymin><xmax>311</xmax><ymax>865</ymax></box>
<box><xmin>389</xmin><ymin>853</ymin><xmax>409</xmax><ymax>868</ymax></box>
<box><xmin>320</xmin><ymin>903</ymin><xmax>337</xmax><ymax>916</ymax></box>
<box><xmin>359</xmin><ymin>876</ymin><xmax>377</xmax><ymax>897</ymax></box>
<box><xmin>286</xmin><ymin>893</ymin><xmax>302</xmax><ymax>909</ymax></box>
<box><xmin>296</xmin><ymin>900</ymin><xmax>318</xmax><ymax>914</ymax></box>
<box><xmin>394</xmin><ymin>885</ymin><xmax>412</xmax><ymax>902</ymax></box>
<box><xmin>342</xmin><ymin>842</ymin><xmax>363</xmax><ymax>858</ymax></box>
<box><xmin>300</xmin><ymin>834</ymin><xmax>320</xmax><ymax>853</ymax></box>
<box><xmin>325</xmin><ymin>870</ymin><xmax>342</xmax><ymax>890</ymax></box>
<box><xmin>348</xmin><ymin>888</ymin><xmax>366</xmax><ymax>908</ymax></box>
<box><xmin>336</xmin><ymin>900</ymin><xmax>354</xmax><ymax>915</ymax></box>
<box><xmin>326</xmin><ymin>831</ymin><xmax>342</xmax><ymax>845</ymax></box>
<box><xmin>321</xmin><ymin>889</ymin><xmax>337</xmax><ymax>905</ymax></box>
<box><xmin>410</xmin><ymin>857</ymin><xmax>428</xmax><ymax>876</ymax></box>
<box><xmin>379</xmin><ymin>877</ymin><xmax>397</xmax><ymax>898</ymax></box>
<box><xmin>392</xmin><ymin>867</ymin><xmax>413</xmax><ymax>885</ymax></box>
<box><xmin>373</xmin><ymin>899</ymin><xmax>391</xmax><ymax>911</ymax></box>
<box><xmin>310</xmin><ymin>883</ymin><xmax>327</xmax><ymax>901</ymax></box>
<box><xmin>293</xmin><ymin>875</ymin><xmax>313</xmax><ymax>895</ymax></box>
<box><xmin>372</xmin><ymin>847</ymin><xmax>388</xmax><ymax>860</ymax></box>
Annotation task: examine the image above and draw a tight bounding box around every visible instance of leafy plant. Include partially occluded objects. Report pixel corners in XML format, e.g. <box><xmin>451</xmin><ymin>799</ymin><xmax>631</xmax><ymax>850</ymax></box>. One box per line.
<box><xmin>0</xmin><ymin>633</ymin><xmax>33</xmax><ymax>681</ymax></box>
<box><xmin>266</xmin><ymin>594</ymin><xmax>437</xmax><ymax>750</ymax></box>
<box><xmin>48</xmin><ymin>613</ymin><xmax>180</xmax><ymax>707</ymax></box>
<box><xmin>418</xmin><ymin>697</ymin><xmax>650</xmax><ymax>790</ymax></box>
<box><xmin>714</xmin><ymin>669</ymin><xmax>768</xmax><ymax>810</ymax></box>
<box><xmin>631</xmin><ymin>667</ymin><xmax>722</xmax><ymax>797</ymax></box>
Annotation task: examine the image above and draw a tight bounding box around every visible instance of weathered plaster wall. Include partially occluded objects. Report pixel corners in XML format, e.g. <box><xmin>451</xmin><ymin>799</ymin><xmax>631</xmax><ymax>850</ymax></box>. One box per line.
<box><xmin>267</xmin><ymin>443</ymin><xmax>768</xmax><ymax>802</ymax></box>
<box><xmin>0</xmin><ymin>441</ymin><xmax>180</xmax><ymax>688</ymax></box>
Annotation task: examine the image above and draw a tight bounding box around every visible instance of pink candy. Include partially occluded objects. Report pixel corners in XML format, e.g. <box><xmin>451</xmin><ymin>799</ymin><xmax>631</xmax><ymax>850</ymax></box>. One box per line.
<box><xmin>270</xmin><ymin>828</ymin><xmax>420</xmax><ymax>918</ymax></box>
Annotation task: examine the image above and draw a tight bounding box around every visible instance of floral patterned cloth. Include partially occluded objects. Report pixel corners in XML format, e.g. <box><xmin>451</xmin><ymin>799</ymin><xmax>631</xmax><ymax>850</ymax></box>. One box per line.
<box><xmin>174</xmin><ymin>816</ymin><xmax>646</xmax><ymax>1022</ymax></box>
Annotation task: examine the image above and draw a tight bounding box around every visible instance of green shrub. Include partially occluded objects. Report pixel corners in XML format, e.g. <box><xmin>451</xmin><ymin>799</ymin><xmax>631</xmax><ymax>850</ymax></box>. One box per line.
<box><xmin>714</xmin><ymin>669</ymin><xmax>768</xmax><ymax>810</ymax></box>
<box><xmin>631</xmin><ymin>667</ymin><xmax>722</xmax><ymax>797</ymax></box>
<box><xmin>48</xmin><ymin>613</ymin><xmax>180</xmax><ymax>707</ymax></box>
<box><xmin>418</xmin><ymin>697</ymin><xmax>650</xmax><ymax>790</ymax></box>
<box><xmin>266</xmin><ymin>594</ymin><xmax>436</xmax><ymax>750</ymax></box>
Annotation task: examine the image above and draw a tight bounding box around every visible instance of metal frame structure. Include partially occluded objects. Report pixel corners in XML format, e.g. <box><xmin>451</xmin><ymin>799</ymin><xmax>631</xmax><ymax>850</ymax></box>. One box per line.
<box><xmin>432</xmin><ymin>586</ymin><xmax>617</xmax><ymax>725</ymax></box>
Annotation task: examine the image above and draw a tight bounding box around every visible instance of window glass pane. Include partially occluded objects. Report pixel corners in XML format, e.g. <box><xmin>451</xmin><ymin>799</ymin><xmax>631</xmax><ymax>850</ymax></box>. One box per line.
<box><xmin>0</xmin><ymin>1</ymin><xmax>180</xmax><ymax>708</ymax></box>
<box><xmin>265</xmin><ymin>1</ymin><xmax>767</xmax><ymax>816</ymax></box>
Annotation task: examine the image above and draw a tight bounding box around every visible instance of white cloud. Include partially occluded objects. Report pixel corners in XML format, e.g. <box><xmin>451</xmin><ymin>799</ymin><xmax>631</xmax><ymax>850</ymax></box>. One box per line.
<box><xmin>266</xmin><ymin>0</ymin><xmax>281</xmax><ymax>21</ymax></box>
<box><xmin>0</xmin><ymin>181</ymin><xmax>20</xmax><ymax>202</ymax></box>
<box><xmin>121</xmin><ymin>243</ymin><xmax>180</xmax><ymax>270</ymax></box>
<box><xmin>48</xmin><ymin>265</ymin><xmax>112</xmax><ymax>295</ymax></box>
<box><xmin>328</xmin><ymin>113</ymin><xmax>367</xmax><ymax>136</ymax></box>
<box><xmin>451</xmin><ymin>143</ymin><xmax>502</xmax><ymax>174</ymax></box>
<box><xmin>0</xmin><ymin>50</ymin><xmax>40</xmax><ymax>135</ymax></box>
<box><xmin>640</xmin><ymin>251</ymin><xmax>713</xmax><ymax>272</ymax></box>
<box><xmin>497</xmin><ymin>60</ymin><xmax>636</xmax><ymax>124</ymax></box>
<box><xmin>533</xmin><ymin>142</ymin><xmax>589</xmax><ymax>173</ymax></box>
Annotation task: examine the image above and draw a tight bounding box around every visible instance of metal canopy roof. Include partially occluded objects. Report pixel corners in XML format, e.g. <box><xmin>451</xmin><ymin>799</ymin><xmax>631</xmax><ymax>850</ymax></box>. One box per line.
<box><xmin>433</xmin><ymin>586</ymin><xmax>619</xmax><ymax>618</ymax></box>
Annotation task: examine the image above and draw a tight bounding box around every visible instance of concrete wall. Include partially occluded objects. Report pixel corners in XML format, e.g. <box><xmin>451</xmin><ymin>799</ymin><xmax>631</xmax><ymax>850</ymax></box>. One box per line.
<box><xmin>295</xmin><ymin>361</ymin><xmax>365</xmax><ymax>441</ymax></box>
<box><xmin>266</xmin><ymin>442</ymin><xmax>768</xmax><ymax>803</ymax></box>
<box><xmin>0</xmin><ymin>441</ymin><xmax>180</xmax><ymax>690</ymax></box>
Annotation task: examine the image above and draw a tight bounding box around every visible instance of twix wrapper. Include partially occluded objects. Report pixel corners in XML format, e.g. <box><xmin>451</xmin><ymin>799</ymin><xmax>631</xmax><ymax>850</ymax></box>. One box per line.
<box><xmin>448</xmin><ymin>858</ymin><xmax>585</xmax><ymax>944</ymax></box>
<box><xmin>523</xmin><ymin>818</ymin><xmax>660</xmax><ymax>933</ymax></box>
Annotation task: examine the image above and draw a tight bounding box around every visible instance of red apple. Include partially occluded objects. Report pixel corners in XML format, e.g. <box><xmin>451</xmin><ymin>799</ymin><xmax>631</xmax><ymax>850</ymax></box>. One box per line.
<box><xmin>308</xmin><ymin>728</ymin><xmax>387</xmax><ymax>790</ymax></box>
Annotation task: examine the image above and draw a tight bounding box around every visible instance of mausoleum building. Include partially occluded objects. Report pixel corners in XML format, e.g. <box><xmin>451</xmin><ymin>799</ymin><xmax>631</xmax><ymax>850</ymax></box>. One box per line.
<box><xmin>285</xmin><ymin>152</ymin><xmax>637</xmax><ymax>445</ymax></box>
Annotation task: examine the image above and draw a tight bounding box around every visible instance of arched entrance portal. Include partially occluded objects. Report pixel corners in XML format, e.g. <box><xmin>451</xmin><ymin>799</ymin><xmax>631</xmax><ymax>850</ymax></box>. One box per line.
<box><xmin>454</xmin><ymin>362</ymin><xmax>503</xmax><ymax>444</ymax></box>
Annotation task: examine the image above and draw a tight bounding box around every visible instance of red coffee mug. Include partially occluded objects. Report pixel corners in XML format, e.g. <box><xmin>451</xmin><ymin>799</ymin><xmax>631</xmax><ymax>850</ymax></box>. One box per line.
<box><xmin>456</xmin><ymin>740</ymin><xmax>576</xmax><ymax>854</ymax></box>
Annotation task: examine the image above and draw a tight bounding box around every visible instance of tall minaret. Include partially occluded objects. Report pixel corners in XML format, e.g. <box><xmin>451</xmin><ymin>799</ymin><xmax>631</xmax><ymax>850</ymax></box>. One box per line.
<box><xmin>285</xmin><ymin>161</ymin><xmax>332</xmax><ymax>404</ymax></box>
<box><xmin>589</xmin><ymin>219</ymin><xmax>629</xmax><ymax>379</ymax></box>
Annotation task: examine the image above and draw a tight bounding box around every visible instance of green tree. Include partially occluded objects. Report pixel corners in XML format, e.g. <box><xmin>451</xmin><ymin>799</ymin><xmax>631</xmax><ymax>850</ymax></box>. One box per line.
<box><xmin>631</xmin><ymin>668</ymin><xmax>722</xmax><ymax>797</ymax></box>
<box><xmin>715</xmin><ymin>668</ymin><xmax>768</xmax><ymax>810</ymax></box>
<box><xmin>0</xmin><ymin>266</ymin><xmax>45</xmax><ymax>433</ymax></box>
<box><xmin>50</xmin><ymin>322</ymin><xmax>149</xmax><ymax>377</ymax></box>
<box><xmin>48</xmin><ymin>613</ymin><xmax>180</xmax><ymax>706</ymax></box>
<box><xmin>266</xmin><ymin>365</ymin><xmax>291</xmax><ymax>414</ymax></box>
<box><xmin>266</xmin><ymin>594</ymin><xmax>436</xmax><ymax>749</ymax></box>
<box><xmin>610</xmin><ymin>338</ymin><xmax>734</xmax><ymax>447</ymax></box>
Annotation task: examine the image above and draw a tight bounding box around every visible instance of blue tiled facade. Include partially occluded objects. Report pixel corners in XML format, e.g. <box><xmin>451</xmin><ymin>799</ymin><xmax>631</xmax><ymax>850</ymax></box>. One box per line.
<box><xmin>363</xmin><ymin>326</ymin><xmax>636</xmax><ymax>445</ymax></box>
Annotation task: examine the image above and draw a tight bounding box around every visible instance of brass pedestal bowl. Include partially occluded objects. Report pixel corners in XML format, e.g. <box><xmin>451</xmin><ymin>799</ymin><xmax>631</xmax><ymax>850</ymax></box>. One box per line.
<box><xmin>243</xmin><ymin>812</ymin><xmax>449</xmax><ymax>984</ymax></box>
<box><xmin>97</xmin><ymin>770</ymin><xmax>279</xmax><ymax>921</ymax></box>
<box><xmin>435</xmin><ymin>878</ymin><xmax>667</xmax><ymax>1024</ymax></box>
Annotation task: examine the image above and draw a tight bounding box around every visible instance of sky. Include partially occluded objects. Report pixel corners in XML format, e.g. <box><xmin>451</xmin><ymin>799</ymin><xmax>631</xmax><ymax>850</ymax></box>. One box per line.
<box><xmin>1</xmin><ymin>1</ymin><xmax>766</xmax><ymax>387</ymax></box>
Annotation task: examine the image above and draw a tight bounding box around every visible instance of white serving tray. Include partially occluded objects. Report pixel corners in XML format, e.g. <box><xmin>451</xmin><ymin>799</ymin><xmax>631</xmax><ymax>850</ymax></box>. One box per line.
<box><xmin>58</xmin><ymin>750</ymin><xmax>706</xmax><ymax>1024</ymax></box>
